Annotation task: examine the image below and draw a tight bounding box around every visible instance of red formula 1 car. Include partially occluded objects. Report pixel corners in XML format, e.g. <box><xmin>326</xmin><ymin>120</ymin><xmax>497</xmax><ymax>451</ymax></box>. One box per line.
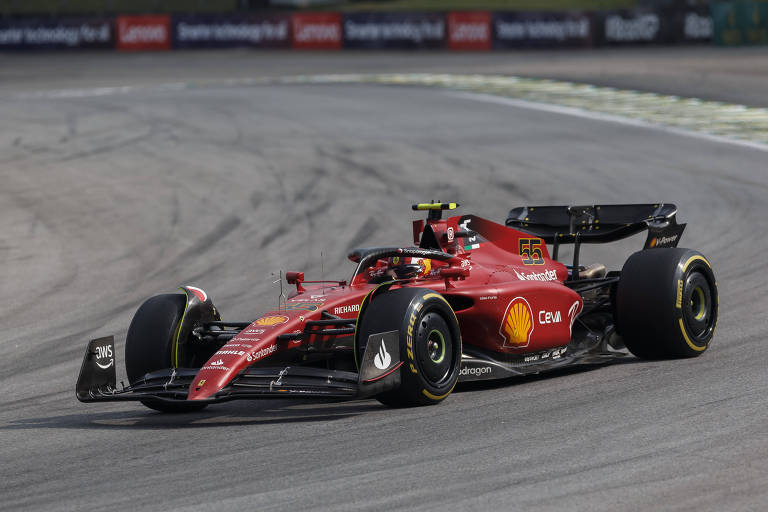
<box><xmin>77</xmin><ymin>202</ymin><xmax>718</xmax><ymax>412</ymax></box>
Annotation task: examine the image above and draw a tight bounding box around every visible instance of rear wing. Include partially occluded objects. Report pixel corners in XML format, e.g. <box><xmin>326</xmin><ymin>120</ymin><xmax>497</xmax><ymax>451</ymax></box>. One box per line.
<box><xmin>506</xmin><ymin>203</ymin><xmax>685</xmax><ymax>280</ymax></box>
<box><xmin>506</xmin><ymin>203</ymin><xmax>685</xmax><ymax>248</ymax></box>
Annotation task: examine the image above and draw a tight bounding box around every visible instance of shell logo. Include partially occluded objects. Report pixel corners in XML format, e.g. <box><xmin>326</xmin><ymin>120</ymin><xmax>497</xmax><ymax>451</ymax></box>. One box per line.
<box><xmin>255</xmin><ymin>315</ymin><xmax>289</xmax><ymax>327</ymax></box>
<box><xmin>500</xmin><ymin>297</ymin><xmax>534</xmax><ymax>348</ymax></box>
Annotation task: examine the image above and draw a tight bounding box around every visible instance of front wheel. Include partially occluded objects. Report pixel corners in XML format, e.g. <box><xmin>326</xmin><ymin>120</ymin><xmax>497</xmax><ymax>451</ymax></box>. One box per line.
<box><xmin>356</xmin><ymin>287</ymin><xmax>462</xmax><ymax>407</ymax></box>
<box><xmin>615</xmin><ymin>248</ymin><xmax>718</xmax><ymax>359</ymax></box>
<box><xmin>126</xmin><ymin>294</ymin><xmax>208</xmax><ymax>413</ymax></box>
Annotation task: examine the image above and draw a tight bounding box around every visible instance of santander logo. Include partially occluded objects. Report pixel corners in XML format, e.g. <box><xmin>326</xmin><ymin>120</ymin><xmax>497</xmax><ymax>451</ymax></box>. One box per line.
<box><xmin>373</xmin><ymin>340</ymin><xmax>391</xmax><ymax>370</ymax></box>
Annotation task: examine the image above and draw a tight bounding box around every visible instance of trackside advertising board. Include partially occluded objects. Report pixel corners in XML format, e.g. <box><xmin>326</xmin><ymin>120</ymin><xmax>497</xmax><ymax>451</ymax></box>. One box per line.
<box><xmin>594</xmin><ymin>10</ymin><xmax>673</xmax><ymax>45</ymax></box>
<box><xmin>712</xmin><ymin>1</ymin><xmax>768</xmax><ymax>45</ymax></box>
<box><xmin>173</xmin><ymin>15</ymin><xmax>290</xmax><ymax>48</ymax></box>
<box><xmin>0</xmin><ymin>7</ymin><xmax>714</xmax><ymax>51</ymax></box>
<box><xmin>343</xmin><ymin>12</ymin><xmax>444</xmax><ymax>49</ymax></box>
<box><xmin>0</xmin><ymin>18</ymin><xmax>112</xmax><ymax>49</ymax></box>
<box><xmin>447</xmin><ymin>11</ymin><xmax>491</xmax><ymax>50</ymax></box>
<box><xmin>291</xmin><ymin>12</ymin><xmax>342</xmax><ymax>49</ymax></box>
<box><xmin>493</xmin><ymin>11</ymin><xmax>592</xmax><ymax>48</ymax></box>
<box><xmin>117</xmin><ymin>15</ymin><xmax>171</xmax><ymax>51</ymax></box>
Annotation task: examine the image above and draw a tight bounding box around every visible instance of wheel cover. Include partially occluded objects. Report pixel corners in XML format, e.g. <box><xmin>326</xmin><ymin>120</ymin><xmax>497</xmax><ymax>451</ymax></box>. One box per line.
<box><xmin>416</xmin><ymin>313</ymin><xmax>454</xmax><ymax>386</ymax></box>
<box><xmin>682</xmin><ymin>270</ymin><xmax>715</xmax><ymax>341</ymax></box>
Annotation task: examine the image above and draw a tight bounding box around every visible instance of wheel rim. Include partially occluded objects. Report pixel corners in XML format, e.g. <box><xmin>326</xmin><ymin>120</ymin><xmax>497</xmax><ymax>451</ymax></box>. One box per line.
<box><xmin>682</xmin><ymin>270</ymin><xmax>715</xmax><ymax>340</ymax></box>
<box><xmin>427</xmin><ymin>330</ymin><xmax>446</xmax><ymax>364</ymax></box>
<box><xmin>691</xmin><ymin>286</ymin><xmax>706</xmax><ymax>321</ymax></box>
<box><xmin>416</xmin><ymin>313</ymin><xmax>454</xmax><ymax>385</ymax></box>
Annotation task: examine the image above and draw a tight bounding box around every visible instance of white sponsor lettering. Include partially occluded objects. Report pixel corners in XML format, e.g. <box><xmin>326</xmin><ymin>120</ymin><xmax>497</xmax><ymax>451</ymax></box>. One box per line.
<box><xmin>201</xmin><ymin>365</ymin><xmax>229</xmax><ymax>371</ymax></box>
<box><xmin>333</xmin><ymin>304</ymin><xmax>360</xmax><ymax>315</ymax></box>
<box><xmin>296</xmin><ymin>23</ymin><xmax>339</xmax><ymax>43</ymax></box>
<box><xmin>245</xmin><ymin>328</ymin><xmax>265</xmax><ymax>334</ymax></box>
<box><xmin>345</xmin><ymin>20</ymin><xmax>443</xmax><ymax>42</ymax></box>
<box><xmin>655</xmin><ymin>234</ymin><xmax>679</xmax><ymax>246</ymax></box>
<box><xmin>459</xmin><ymin>366</ymin><xmax>492</xmax><ymax>376</ymax></box>
<box><xmin>95</xmin><ymin>344</ymin><xmax>114</xmax><ymax>370</ymax></box>
<box><xmin>514</xmin><ymin>268</ymin><xmax>558</xmax><ymax>282</ymax></box>
<box><xmin>177</xmin><ymin>21</ymin><xmax>288</xmax><ymax>43</ymax></box>
<box><xmin>210</xmin><ymin>359</ymin><xmax>224</xmax><ymax>366</ymax></box>
<box><xmin>684</xmin><ymin>12</ymin><xmax>712</xmax><ymax>40</ymax></box>
<box><xmin>122</xmin><ymin>24</ymin><xmax>167</xmax><ymax>44</ymax></box>
<box><xmin>447</xmin><ymin>227</ymin><xmax>455</xmax><ymax>241</ymax></box>
<box><xmin>479</xmin><ymin>296</ymin><xmax>497</xmax><ymax>301</ymax></box>
<box><xmin>452</xmin><ymin>22</ymin><xmax>488</xmax><ymax>42</ymax></box>
<box><xmin>605</xmin><ymin>14</ymin><xmax>659</xmax><ymax>42</ymax></box>
<box><xmin>0</xmin><ymin>23</ymin><xmax>110</xmax><ymax>47</ymax></box>
<box><xmin>538</xmin><ymin>310</ymin><xmax>562</xmax><ymax>324</ymax></box>
<box><xmin>246</xmin><ymin>344</ymin><xmax>277</xmax><ymax>362</ymax></box>
<box><xmin>215</xmin><ymin>349</ymin><xmax>246</xmax><ymax>356</ymax></box>
<box><xmin>496</xmin><ymin>18</ymin><xmax>589</xmax><ymax>41</ymax></box>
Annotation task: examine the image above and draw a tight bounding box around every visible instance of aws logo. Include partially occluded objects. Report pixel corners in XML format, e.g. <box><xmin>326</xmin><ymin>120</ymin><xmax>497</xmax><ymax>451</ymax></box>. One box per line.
<box><xmin>255</xmin><ymin>315</ymin><xmax>289</xmax><ymax>327</ymax></box>
<box><xmin>500</xmin><ymin>297</ymin><xmax>534</xmax><ymax>348</ymax></box>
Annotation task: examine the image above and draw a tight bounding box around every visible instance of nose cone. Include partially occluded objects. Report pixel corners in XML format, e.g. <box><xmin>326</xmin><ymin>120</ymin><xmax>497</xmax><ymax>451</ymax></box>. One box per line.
<box><xmin>188</xmin><ymin>374</ymin><xmax>218</xmax><ymax>400</ymax></box>
<box><xmin>185</xmin><ymin>313</ymin><xmax>297</xmax><ymax>400</ymax></box>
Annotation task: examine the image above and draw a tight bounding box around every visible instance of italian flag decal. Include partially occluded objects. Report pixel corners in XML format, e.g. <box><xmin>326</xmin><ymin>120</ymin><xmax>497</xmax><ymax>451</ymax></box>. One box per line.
<box><xmin>464</xmin><ymin>243</ymin><xmax>480</xmax><ymax>250</ymax></box>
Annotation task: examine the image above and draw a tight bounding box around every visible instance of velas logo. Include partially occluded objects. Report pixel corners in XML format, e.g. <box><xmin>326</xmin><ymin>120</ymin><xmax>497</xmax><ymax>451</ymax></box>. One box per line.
<box><xmin>255</xmin><ymin>315</ymin><xmax>289</xmax><ymax>327</ymax></box>
<box><xmin>567</xmin><ymin>300</ymin><xmax>581</xmax><ymax>334</ymax></box>
<box><xmin>184</xmin><ymin>285</ymin><xmax>207</xmax><ymax>302</ymax></box>
<box><xmin>373</xmin><ymin>339</ymin><xmax>391</xmax><ymax>370</ymax></box>
<box><xmin>500</xmin><ymin>297</ymin><xmax>534</xmax><ymax>347</ymax></box>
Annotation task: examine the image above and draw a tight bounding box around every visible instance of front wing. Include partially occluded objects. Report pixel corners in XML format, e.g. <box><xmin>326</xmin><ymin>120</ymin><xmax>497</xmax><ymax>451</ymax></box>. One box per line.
<box><xmin>76</xmin><ymin>336</ymin><xmax>400</xmax><ymax>405</ymax></box>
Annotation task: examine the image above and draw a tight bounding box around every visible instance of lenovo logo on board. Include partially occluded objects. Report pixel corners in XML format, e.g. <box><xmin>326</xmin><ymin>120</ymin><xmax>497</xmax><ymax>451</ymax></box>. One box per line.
<box><xmin>447</xmin><ymin>11</ymin><xmax>491</xmax><ymax>50</ymax></box>
<box><xmin>117</xmin><ymin>15</ymin><xmax>170</xmax><ymax>51</ymax></box>
<box><xmin>291</xmin><ymin>12</ymin><xmax>342</xmax><ymax>49</ymax></box>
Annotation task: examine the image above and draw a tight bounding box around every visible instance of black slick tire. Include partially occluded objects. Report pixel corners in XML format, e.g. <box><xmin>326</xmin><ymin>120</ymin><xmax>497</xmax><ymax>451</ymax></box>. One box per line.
<box><xmin>125</xmin><ymin>294</ymin><xmax>207</xmax><ymax>413</ymax></box>
<box><xmin>615</xmin><ymin>248</ymin><xmax>717</xmax><ymax>359</ymax></box>
<box><xmin>356</xmin><ymin>287</ymin><xmax>462</xmax><ymax>407</ymax></box>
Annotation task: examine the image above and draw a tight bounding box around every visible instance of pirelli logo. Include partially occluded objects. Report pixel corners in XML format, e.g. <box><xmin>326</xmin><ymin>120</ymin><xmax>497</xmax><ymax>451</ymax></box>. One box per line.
<box><xmin>676</xmin><ymin>279</ymin><xmax>683</xmax><ymax>309</ymax></box>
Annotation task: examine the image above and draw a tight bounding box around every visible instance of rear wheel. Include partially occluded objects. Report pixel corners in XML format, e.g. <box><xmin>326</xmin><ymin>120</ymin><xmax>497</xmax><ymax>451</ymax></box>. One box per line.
<box><xmin>126</xmin><ymin>294</ymin><xmax>208</xmax><ymax>413</ymax></box>
<box><xmin>615</xmin><ymin>248</ymin><xmax>717</xmax><ymax>359</ymax></box>
<box><xmin>356</xmin><ymin>288</ymin><xmax>462</xmax><ymax>407</ymax></box>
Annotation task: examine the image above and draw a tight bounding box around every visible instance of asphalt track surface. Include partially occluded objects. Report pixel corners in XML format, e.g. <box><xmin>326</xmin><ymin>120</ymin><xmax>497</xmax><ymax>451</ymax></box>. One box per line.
<box><xmin>2</xmin><ymin>50</ymin><xmax>768</xmax><ymax>511</ymax></box>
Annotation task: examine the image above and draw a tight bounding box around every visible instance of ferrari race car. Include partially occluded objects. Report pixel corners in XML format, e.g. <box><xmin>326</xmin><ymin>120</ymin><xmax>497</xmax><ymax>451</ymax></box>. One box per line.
<box><xmin>77</xmin><ymin>202</ymin><xmax>718</xmax><ymax>412</ymax></box>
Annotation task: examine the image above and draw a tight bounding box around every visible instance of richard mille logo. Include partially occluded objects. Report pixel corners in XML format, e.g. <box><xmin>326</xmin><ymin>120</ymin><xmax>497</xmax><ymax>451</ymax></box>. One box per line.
<box><xmin>373</xmin><ymin>340</ymin><xmax>391</xmax><ymax>370</ymax></box>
